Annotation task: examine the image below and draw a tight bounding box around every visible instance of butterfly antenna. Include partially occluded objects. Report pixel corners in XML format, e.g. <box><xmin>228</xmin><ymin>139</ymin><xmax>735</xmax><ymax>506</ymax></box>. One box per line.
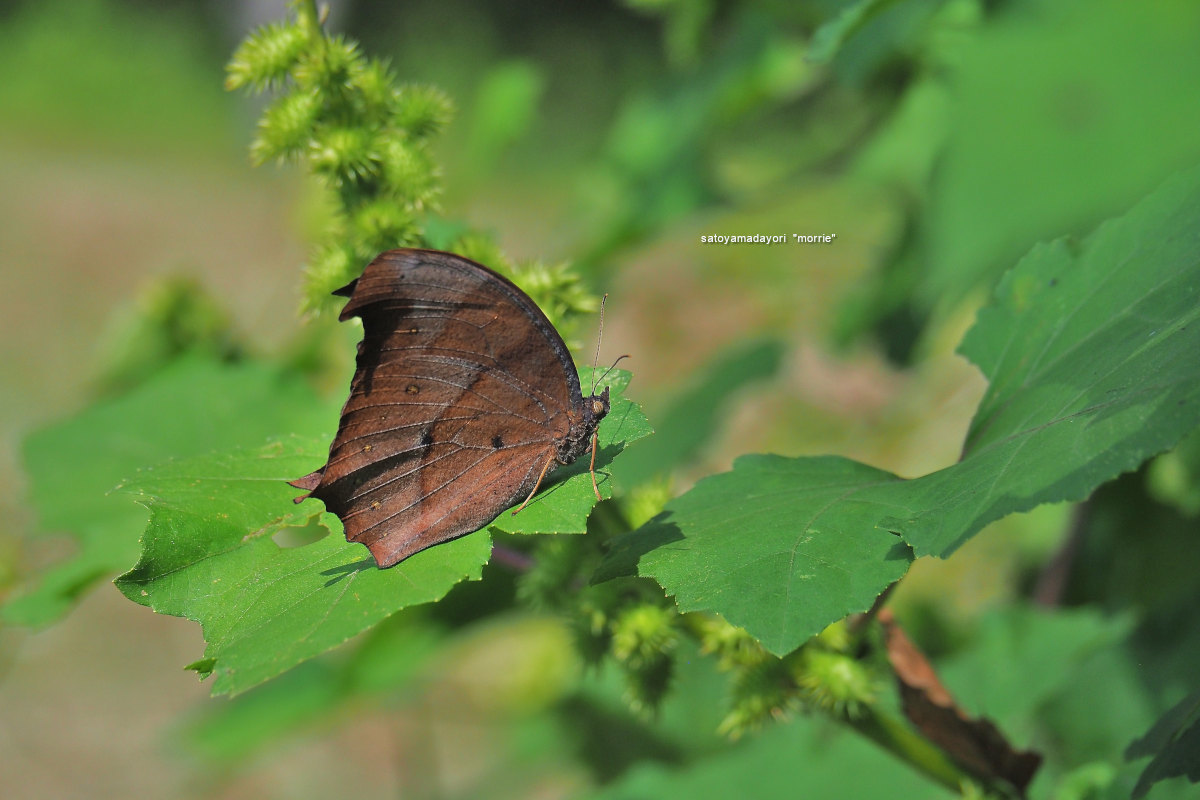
<box><xmin>598</xmin><ymin>353</ymin><xmax>631</xmax><ymax>386</ymax></box>
<box><xmin>590</xmin><ymin>294</ymin><xmax>607</xmax><ymax>395</ymax></box>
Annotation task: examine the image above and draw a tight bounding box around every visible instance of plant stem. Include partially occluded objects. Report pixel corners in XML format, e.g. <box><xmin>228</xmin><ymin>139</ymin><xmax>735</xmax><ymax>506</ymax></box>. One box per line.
<box><xmin>299</xmin><ymin>0</ymin><xmax>320</xmax><ymax>27</ymax></box>
<box><xmin>846</xmin><ymin>706</ymin><xmax>972</xmax><ymax>795</ymax></box>
<box><xmin>1033</xmin><ymin>500</ymin><xmax>1090</xmax><ymax>607</ymax></box>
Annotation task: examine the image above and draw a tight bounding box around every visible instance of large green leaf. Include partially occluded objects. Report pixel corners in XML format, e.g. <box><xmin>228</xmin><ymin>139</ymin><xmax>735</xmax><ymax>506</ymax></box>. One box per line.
<box><xmin>6</xmin><ymin>356</ymin><xmax>335</xmax><ymax>625</ymax></box>
<box><xmin>115</xmin><ymin>368</ymin><xmax>649</xmax><ymax>696</ymax></box>
<box><xmin>604</xmin><ymin>164</ymin><xmax>1200</xmax><ymax>655</ymax></box>
<box><xmin>115</xmin><ymin>437</ymin><xmax>491</xmax><ymax>696</ymax></box>
<box><xmin>924</xmin><ymin>0</ymin><xmax>1200</xmax><ymax>303</ymax></box>
<box><xmin>893</xmin><ymin>161</ymin><xmax>1200</xmax><ymax>556</ymax></box>
<box><xmin>600</xmin><ymin>456</ymin><xmax>912</xmax><ymax>655</ymax></box>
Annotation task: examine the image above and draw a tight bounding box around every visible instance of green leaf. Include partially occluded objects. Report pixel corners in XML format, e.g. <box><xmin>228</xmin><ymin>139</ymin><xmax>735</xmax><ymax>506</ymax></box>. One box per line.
<box><xmin>600</xmin><ymin>456</ymin><xmax>912</xmax><ymax>655</ymax></box>
<box><xmin>115</xmin><ymin>437</ymin><xmax>490</xmax><ymax>696</ymax></box>
<box><xmin>6</xmin><ymin>356</ymin><xmax>334</xmax><ymax>626</ymax></box>
<box><xmin>892</xmin><ymin>162</ymin><xmax>1200</xmax><ymax>557</ymax></box>
<box><xmin>924</xmin><ymin>0</ymin><xmax>1200</xmax><ymax>303</ymax></box>
<box><xmin>604</xmin><ymin>164</ymin><xmax>1200</xmax><ymax>655</ymax></box>
<box><xmin>114</xmin><ymin>368</ymin><xmax>648</xmax><ymax>696</ymax></box>
<box><xmin>1128</xmin><ymin>688</ymin><xmax>1200</xmax><ymax>799</ymax></box>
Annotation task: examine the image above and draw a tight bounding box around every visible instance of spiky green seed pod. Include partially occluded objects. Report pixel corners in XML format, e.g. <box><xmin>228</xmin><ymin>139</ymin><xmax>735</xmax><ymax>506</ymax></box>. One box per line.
<box><xmin>623</xmin><ymin>653</ymin><xmax>674</xmax><ymax>716</ymax></box>
<box><xmin>380</xmin><ymin>140</ymin><xmax>440</xmax><ymax>212</ymax></box>
<box><xmin>251</xmin><ymin>89</ymin><xmax>320</xmax><ymax>164</ymax></box>
<box><xmin>814</xmin><ymin>619</ymin><xmax>852</xmax><ymax>653</ymax></box>
<box><xmin>394</xmin><ymin>84</ymin><xmax>455</xmax><ymax>140</ymax></box>
<box><xmin>516</xmin><ymin>537</ymin><xmax>584</xmax><ymax>610</ymax></box>
<box><xmin>718</xmin><ymin>656</ymin><xmax>798</xmax><ymax>738</ymax></box>
<box><xmin>692</xmin><ymin>614</ymin><xmax>767</xmax><ymax>670</ymax></box>
<box><xmin>225</xmin><ymin>21</ymin><xmax>308</xmax><ymax>92</ymax></box>
<box><xmin>310</xmin><ymin>127</ymin><xmax>380</xmax><ymax>186</ymax></box>
<box><xmin>292</xmin><ymin>34</ymin><xmax>365</xmax><ymax>95</ymax></box>
<box><xmin>302</xmin><ymin>245</ymin><xmax>359</xmax><ymax>314</ymax></box>
<box><xmin>509</xmin><ymin>261</ymin><xmax>599</xmax><ymax>336</ymax></box>
<box><xmin>569</xmin><ymin>596</ymin><xmax>613</xmax><ymax>666</ymax></box>
<box><xmin>449</xmin><ymin>234</ymin><xmax>513</xmax><ymax>274</ymax></box>
<box><xmin>348</xmin><ymin>198</ymin><xmax>420</xmax><ymax>253</ymax></box>
<box><xmin>793</xmin><ymin>649</ymin><xmax>877</xmax><ymax>719</ymax></box>
<box><xmin>611</xmin><ymin>603</ymin><xmax>678</xmax><ymax>671</ymax></box>
<box><xmin>352</xmin><ymin>58</ymin><xmax>399</xmax><ymax>126</ymax></box>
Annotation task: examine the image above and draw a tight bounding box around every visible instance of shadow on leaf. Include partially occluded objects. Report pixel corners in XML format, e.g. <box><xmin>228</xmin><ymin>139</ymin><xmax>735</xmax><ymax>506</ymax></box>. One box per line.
<box><xmin>321</xmin><ymin>557</ymin><xmax>375</xmax><ymax>585</ymax></box>
<box><xmin>591</xmin><ymin>512</ymin><xmax>684</xmax><ymax>583</ymax></box>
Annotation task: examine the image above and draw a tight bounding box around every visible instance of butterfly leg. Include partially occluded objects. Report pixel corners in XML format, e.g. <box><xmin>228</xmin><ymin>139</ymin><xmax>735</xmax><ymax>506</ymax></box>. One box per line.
<box><xmin>589</xmin><ymin>430</ymin><xmax>602</xmax><ymax>501</ymax></box>
<box><xmin>512</xmin><ymin>450</ymin><xmax>557</xmax><ymax>516</ymax></box>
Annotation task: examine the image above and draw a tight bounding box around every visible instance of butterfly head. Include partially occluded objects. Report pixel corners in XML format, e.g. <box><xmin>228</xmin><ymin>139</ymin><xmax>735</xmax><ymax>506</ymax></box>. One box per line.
<box><xmin>558</xmin><ymin>386</ymin><xmax>610</xmax><ymax>465</ymax></box>
<box><xmin>590</xmin><ymin>385</ymin><xmax>611</xmax><ymax>420</ymax></box>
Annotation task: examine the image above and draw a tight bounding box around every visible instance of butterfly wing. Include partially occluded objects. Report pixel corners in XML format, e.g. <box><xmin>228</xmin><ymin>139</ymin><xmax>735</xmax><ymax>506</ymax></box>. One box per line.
<box><xmin>294</xmin><ymin>249</ymin><xmax>585</xmax><ymax>567</ymax></box>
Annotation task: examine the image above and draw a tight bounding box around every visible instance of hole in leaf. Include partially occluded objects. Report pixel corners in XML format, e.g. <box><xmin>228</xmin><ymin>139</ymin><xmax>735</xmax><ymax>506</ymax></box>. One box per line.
<box><xmin>272</xmin><ymin>517</ymin><xmax>329</xmax><ymax>549</ymax></box>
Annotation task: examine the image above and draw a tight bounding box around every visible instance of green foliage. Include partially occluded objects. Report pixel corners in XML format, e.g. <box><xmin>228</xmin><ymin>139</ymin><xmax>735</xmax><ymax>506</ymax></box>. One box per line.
<box><xmin>806</xmin><ymin>0</ymin><xmax>910</xmax><ymax>65</ymax></box>
<box><xmin>6</xmin><ymin>356</ymin><xmax>336</xmax><ymax>626</ymax></box>
<box><xmin>910</xmin><ymin>163</ymin><xmax>1200</xmax><ymax>555</ymax></box>
<box><xmin>1127</xmin><ymin>689</ymin><xmax>1200</xmax><ymax>799</ymax></box>
<box><xmin>623</xmin><ymin>0</ymin><xmax>717</xmax><ymax>68</ymax></box>
<box><xmin>114</xmin><ymin>438</ymin><xmax>492</xmax><ymax>696</ymax></box>
<box><xmin>93</xmin><ymin>274</ymin><xmax>242</xmax><ymax>396</ymax></box>
<box><xmin>588</xmin><ymin>714</ymin><xmax>955</xmax><ymax>800</ymax></box>
<box><xmin>0</xmin><ymin>0</ymin><xmax>233</xmax><ymax>152</ymax></box>
<box><xmin>924</xmin><ymin>0</ymin><xmax>1200</xmax><ymax>305</ymax></box>
<box><xmin>606</xmin><ymin>164</ymin><xmax>1200</xmax><ymax>658</ymax></box>
<box><xmin>577</xmin><ymin>10</ymin><xmax>815</xmax><ymax>267</ymax></box>
<box><xmin>463</xmin><ymin>60</ymin><xmax>547</xmax><ymax>174</ymax></box>
<box><xmin>113</xmin><ymin>369</ymin><xmax>648</xmax><ymax>696</ymax></box>
<box><xmin>11</xmin><ymin>1</ymin><xmax>1200</xmax><ymax>797</ymax></box>
<box><xmin>226</xmin><ymin>1</ymin><xmax>453</xmax><ymax>312</ymax></box>
<box><xmin>601</xmin><ymin>455</ymin><xmax>913</xmax><ymax>654</ymax></box>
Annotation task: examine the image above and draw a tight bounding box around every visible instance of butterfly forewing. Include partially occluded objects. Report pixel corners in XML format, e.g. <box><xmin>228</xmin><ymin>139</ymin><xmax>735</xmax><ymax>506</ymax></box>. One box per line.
<box><xmin>296</xmin><ymin>249</ymin><xmax>588</xmax><ymax>567</ymax></box>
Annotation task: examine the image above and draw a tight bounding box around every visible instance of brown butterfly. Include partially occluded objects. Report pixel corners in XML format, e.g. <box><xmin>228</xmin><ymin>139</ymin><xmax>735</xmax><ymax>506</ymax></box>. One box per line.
<box><xmin>291</xmin><ymin>249</ymin><xmax>610</xmax><ymax>567</ymax></box>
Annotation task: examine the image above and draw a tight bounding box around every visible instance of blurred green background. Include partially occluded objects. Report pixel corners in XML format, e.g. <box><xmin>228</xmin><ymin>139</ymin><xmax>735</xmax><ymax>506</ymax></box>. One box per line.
<box><xmin>2</xmin><ymin>0</ymin><xmax>1198</xmax><ymax>797</ymax></box>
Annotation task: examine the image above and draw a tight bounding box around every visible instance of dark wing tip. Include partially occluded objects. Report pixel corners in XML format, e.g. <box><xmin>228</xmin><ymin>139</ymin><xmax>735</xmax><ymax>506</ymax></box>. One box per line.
<box><xmin>366</xmin><ymin>541</ymin><xmax>398</xmax><ymax>569</ymax></box>
<box><xmin>289</xmin><ymin>470</ymin><xmax>324</xmax><ymax>492</ymax></box>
